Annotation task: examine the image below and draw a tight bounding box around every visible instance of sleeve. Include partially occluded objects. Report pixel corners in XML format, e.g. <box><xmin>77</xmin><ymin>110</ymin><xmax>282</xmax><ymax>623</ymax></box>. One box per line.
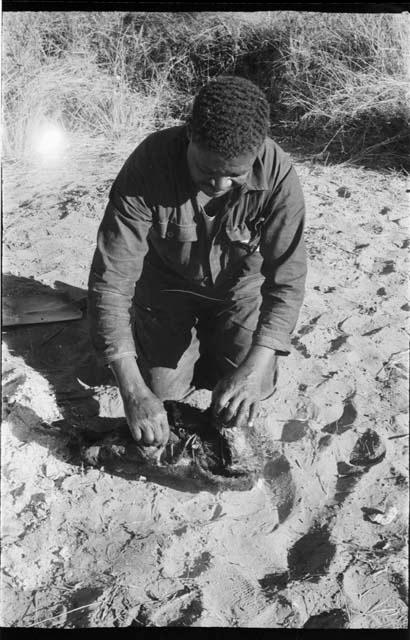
<box><xmin>252</xmin><ymin>166</ymin><xmax>307</xmax><ymax>354</ymax></box>
<box><xmin>87</xmin><ymin>148</ymin><xmax>153</xmax><ymax>365</ymax></box>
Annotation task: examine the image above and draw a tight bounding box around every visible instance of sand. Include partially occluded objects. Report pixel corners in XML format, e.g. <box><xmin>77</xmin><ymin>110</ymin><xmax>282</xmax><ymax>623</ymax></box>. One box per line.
<box><xmin>1</xmin><ymin>147</ymin><xmax>408</xmax><ymax>628</ymax></box>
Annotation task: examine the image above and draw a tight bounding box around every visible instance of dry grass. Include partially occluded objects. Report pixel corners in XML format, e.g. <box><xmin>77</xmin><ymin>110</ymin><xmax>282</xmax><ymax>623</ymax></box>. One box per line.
<box><xmin>270</xmin><ymin>13</ymin><xmax>410</xmax><ymax>166</ymax></box>
<box><xmin>2</xmin><ymin>11</ymin><xmax>409</xmax><ymax>169</ymax></box>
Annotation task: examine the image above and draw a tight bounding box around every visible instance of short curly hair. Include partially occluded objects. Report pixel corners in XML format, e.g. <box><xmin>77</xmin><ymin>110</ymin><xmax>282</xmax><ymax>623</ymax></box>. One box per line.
<box><xmin>189</xmin><ymin>76</ymin><xmax>270</xmax><ymax>158</ymax></box>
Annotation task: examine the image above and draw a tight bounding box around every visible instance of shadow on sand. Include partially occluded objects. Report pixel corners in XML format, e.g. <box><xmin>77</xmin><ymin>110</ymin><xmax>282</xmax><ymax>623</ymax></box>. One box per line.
<box><xmin>2</xmin><ymin>274</ymin><xmax>298</xmax><ymax>510</ymax></box>
<box><xmin>2</xmin><ymin>274</ymin><xmax>205</xmax><ymax>492</ymax></box>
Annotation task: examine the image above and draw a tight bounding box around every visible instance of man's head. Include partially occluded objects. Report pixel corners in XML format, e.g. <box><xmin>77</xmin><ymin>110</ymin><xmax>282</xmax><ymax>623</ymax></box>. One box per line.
<box><xmin>186</xmin><ymin>76</ymin><xmax>270</xmax><ymax>198</ymax></box>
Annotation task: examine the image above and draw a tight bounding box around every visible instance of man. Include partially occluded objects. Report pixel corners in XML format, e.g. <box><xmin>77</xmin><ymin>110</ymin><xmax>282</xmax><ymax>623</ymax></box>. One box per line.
<box><xmin>88</xmin><ymin>76</ymin><xmax>307</xmax><ymax>449</ymax></box>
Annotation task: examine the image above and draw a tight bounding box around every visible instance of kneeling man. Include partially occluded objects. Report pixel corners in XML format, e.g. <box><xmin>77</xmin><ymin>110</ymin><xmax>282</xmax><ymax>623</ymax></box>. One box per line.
<box><xmin>88</xmin><ymin>76</ymin><xmax>307</xmax><ymax>447</ymax></box>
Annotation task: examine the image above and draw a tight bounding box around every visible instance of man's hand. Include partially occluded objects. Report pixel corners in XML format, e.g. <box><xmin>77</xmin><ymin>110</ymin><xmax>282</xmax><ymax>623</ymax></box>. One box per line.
<box><xmin>110</xmin><ymin>356</ymin><xmax>170</xmax><ymax>446</ymax></box>
<box><xmin>121</xmin><ymin>388</ymin><xmax>170</xmax><ymax>446</ymax></box>
<box><xmin>212</xmin><ymin>365</ymin><xmax>261</xmax><ymax>428</ymax></box>
<box><xmin>212</xmin><ymin>346</ymin><xmax>277</xmax><ymax>428</ymax></box>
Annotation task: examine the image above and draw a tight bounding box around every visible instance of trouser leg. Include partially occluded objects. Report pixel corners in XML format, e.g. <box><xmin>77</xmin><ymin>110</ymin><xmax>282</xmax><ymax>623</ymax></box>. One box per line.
<box><xmin>132</xmin><ymin>289</ymin><xmax>200</xmax><ymax>401</ymax></box>
<box><xmin>195</xmin><ymin>279</ymin><xmax>278</xmax><ymax>399</ymax></box>
<box><xmin>131</xmin><ymin>275</ymin><xmax>278</xmax><ymax>401</ymax></box>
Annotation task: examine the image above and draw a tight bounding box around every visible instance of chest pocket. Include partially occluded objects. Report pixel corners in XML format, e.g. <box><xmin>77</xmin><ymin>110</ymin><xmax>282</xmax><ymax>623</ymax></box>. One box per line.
<box><xmin>153</xmin><ymin>221</ymin><xmax>198</xmax><ymax>242</ymax></box>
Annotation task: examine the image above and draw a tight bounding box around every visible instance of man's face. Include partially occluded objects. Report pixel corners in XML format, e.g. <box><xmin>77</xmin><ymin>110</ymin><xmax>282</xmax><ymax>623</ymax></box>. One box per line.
<box><xmin>187</xmin><ymin>137</ymin><xmax>258</xmax><ymax>199</ymax></box>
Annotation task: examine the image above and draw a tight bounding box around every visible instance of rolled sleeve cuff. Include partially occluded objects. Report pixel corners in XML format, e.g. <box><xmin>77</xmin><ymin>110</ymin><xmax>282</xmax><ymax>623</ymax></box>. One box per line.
<box><xmin>103</xmin><ymin>350</ymin><xmax>138</xmax><ymax>367</ymax></box>
<box><xmin>252</xmin><ymin>331</ymin><xmax>291</xmax><ymax>355</ymax></box>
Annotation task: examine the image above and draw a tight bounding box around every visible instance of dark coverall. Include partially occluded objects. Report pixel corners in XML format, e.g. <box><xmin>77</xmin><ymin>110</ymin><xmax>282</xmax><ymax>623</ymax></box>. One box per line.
<box><xmin>88</xmin><ymin>125</ymin><xmax>307</xmax><ymax>401</ymax></box>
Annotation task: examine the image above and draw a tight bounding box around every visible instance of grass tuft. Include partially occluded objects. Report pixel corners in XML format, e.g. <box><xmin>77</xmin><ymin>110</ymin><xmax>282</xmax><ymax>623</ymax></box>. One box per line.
<box><xmin>3</xmin><ymin>11</ymin><xmax>409</xmax><ymax>170</ymax></box>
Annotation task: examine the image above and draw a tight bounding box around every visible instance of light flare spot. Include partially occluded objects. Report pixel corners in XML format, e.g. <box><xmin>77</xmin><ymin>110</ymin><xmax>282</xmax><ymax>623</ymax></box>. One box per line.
<box><xmin>29</xmin><ymin>123</ymin><xmax>68</xmax><ymax>163</ymax></box>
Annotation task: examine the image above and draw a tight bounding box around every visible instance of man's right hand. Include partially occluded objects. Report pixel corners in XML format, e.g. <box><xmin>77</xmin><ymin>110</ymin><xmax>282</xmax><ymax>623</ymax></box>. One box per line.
<box><xmin>109</xmin><ymin>356</ymin><xmax>170</xmax><ymax>446</ymax></box>
<box><xmin>121</xmin><ymin>388</ymin><xmax>170</xmax><ymax>446</ymax></box>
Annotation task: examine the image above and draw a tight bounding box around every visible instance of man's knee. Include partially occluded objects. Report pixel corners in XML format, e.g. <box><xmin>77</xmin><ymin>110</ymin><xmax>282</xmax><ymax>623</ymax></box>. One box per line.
<box><xmin>146</xmin><ymin>367</ymin><xmax>194</xmax><ymax>402</ymax></box>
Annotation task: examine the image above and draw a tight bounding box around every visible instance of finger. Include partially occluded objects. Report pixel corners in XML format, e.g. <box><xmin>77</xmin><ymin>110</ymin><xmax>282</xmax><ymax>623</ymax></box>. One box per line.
<box><xmin>220</xmin><ymin>399</ymin><xmax>245</xmax><ymax>428</ymax></box>
<box><xmin>141</xmin><ymin>423</ymin><xmax>155</xmax><ymax>445</ymax></box>
<box><xmin>129</xmin><ymin>424</ymin><xmax>142</xmax><ymax>442</ymax></box>
<box><xmin>150</xmin><ymin>415</ymin><xmax>164</xmax><ymax>445</ymax></box>
<box><xmin>221</xmin><ymin>397</ymin><xmax>242</xmax><ymax>425</ymax></box>
<box><xmin>212</xmin><ymin>389</ymin><xmax>232</xmax><ymax>417</ymax></box>
<box><xmin>234</xmin><ymin>400</ymin><xmax>251</xmax><ymax>429</ymax></box>
<box><xmin>248</xmin><ymin>402</ymin><xmax>259</xmax><ymax>428</ymax></box>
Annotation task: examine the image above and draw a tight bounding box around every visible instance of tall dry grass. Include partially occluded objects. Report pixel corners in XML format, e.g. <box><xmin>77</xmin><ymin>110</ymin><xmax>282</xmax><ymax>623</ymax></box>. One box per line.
<box><xmin>2</xmin><ymin>12</ymin><xmax>179</xmax><ymax>162</ymax></box>
<box><xmin>2</xmin><ymin>11</ymin><xmax>409</xmax><ymax>169</ymax></box>
<box><xmin>266</xmin><ymin>12</ymin><xmax>410</xmax><ymax>166</ymax></box>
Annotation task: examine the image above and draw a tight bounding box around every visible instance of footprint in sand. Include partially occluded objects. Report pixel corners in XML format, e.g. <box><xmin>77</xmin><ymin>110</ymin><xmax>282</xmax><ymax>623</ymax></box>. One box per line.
<box><xmin>64</xmin><ymin>586</ymin><xmax>104</xmax><ymax>627</ymax></box>
<box><xmin>165</xmin><ymin>595</ymin><xmax>204</xmax><ymax>627</ymax></box>
<box><xmin>322</xmin><ymin>397</ymin><xmax>357</xmax><ymax>435</ymax></box>
<box><xmin>182</xmin><ymin>551</ymin><xmax>213</xmax><ymax>579</ymax></box>
<box><xmin>349</xmin><ymin>429</ymin><xmax>386</xmax><ymax>466</ymax></box>
<box><xmin>287</xmin><ymin>525</ymin><xmax>336</xmax><ymax>582</ymax></box>
<box><xmin>333</xmin><ymin>429</ymin><xmax>387</xmax><ymax>505</ymax></box>
<box><xmin>258</xmin><ymin>571</ymin><xmax>289</xmax><ymax>598</ymax></box>
<box><xmin>303</xmin><ymin>608</ymin><xmax>349</xmax><ymax>628</ymax></box>
<box><xmin>334</xmin><ymin>462</ymin><xmax>365</xmax><ymax>505</ymax></box>
<box><xmin>319</xmin><ymin>395</ymin><xmax>357</xmax><ymax>451</ymax></box>
<box><xmin>281</xmin><ymin>420</ymin><xmax>309</xmax><ymax>442</ymax></box>
<box><xmin>262</xmin><ymin>452</ymin><xmax>296</xmax><ymax>523</ymax></box>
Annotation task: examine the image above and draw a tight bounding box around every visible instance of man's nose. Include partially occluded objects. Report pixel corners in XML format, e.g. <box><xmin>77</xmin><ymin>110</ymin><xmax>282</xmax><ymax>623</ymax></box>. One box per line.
<box><xmin>210</xmin><ymin>177</ymin><xmax>232</xmax><ymax>191</ymax></box>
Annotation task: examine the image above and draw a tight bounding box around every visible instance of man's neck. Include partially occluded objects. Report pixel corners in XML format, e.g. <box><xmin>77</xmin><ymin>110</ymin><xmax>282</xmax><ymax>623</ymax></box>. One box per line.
<box><xmin>197</xmin><ymin>191</ymin><xmax>214</xmax><ymax>207</ymax></box>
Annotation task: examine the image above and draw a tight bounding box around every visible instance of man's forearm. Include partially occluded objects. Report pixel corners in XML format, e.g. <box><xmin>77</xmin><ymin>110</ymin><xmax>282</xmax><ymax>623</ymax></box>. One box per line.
<box><xmin>87</xmin><ymin>192</ymin><xmax>151</xmax><ymax>364</ymax></box>
<box><xmin>110</xmin><ymin>356</ymin><xmax>150</xmax><ymax>397</ymax></box>
<box><xmin>87</xmin><ymin>277</ymin><xmax>138</xmax><ymax>365</ymax></box>
<box><xmin>243</xmin><ymin>344</ymin><xmax>278</xmax><ymax>372</ymax></box>
<box><xmin>253</xmin><ymin>271</ymin><xmax>306</xmax><ymax>354</ymax></box>
<box><xmin>255</xmin><ymin>166</ymin><xmax>307</xmax><ymax>353</ymax></box>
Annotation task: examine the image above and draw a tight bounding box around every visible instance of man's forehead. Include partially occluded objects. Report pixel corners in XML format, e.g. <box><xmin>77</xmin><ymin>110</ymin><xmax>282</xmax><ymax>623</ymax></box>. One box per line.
<box><xmin>192</xmin><ymin>143</ymin><xmax>256</xmax><ymax>174</ymax></box>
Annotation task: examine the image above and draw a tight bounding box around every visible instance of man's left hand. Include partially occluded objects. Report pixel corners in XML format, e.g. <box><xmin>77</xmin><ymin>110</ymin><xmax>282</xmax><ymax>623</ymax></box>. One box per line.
<box><xmin>212</xmin><ymin>346</ymin><xmax>277</xmax><ymax>429</ymax></box>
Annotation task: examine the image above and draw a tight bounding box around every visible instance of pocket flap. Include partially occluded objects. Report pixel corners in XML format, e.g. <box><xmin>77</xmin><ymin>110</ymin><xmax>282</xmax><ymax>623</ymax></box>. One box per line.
<box><xmin>159</xmin><ymin>221</ymin><xmax>198</xmax><ymax>242</ymax></box>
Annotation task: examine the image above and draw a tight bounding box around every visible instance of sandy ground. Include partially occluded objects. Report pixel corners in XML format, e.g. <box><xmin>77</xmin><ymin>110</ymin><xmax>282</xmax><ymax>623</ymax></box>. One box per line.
<box><xmin>1</xmin><ymin>144</ymin><xmax>409</xmax><ymax>628</ymax></box>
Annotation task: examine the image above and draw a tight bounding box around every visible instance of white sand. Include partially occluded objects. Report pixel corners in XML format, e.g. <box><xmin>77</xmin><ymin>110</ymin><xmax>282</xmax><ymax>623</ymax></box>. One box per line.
<box><xmin>1</xmin><ymin>152</ymin><xmax>408</xmax><ymax>628</ymax></box>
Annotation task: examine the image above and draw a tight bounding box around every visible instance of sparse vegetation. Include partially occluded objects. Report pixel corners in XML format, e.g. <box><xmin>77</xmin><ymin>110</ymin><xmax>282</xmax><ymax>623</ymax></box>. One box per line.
<box><xmin>2</xmin><ymin>11</ymin><xmax>410</xmax><ymax>169</ymax></box>
<box><xmin>2</xmin><ymin>12</ymin><xmax>409</xmax><ymax>631</ymax></box>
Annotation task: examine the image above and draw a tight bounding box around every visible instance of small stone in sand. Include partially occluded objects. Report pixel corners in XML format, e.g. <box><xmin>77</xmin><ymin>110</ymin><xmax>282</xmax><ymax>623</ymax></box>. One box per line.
<box><xmin>368</xmin><ymin>506</ymin><xmax>398</xmax><ymax>525</ymax></box>
<box><xmin>337</xmin><ymin>186</ymin><xmax>351</xmax><ymax>198</ymax></box>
